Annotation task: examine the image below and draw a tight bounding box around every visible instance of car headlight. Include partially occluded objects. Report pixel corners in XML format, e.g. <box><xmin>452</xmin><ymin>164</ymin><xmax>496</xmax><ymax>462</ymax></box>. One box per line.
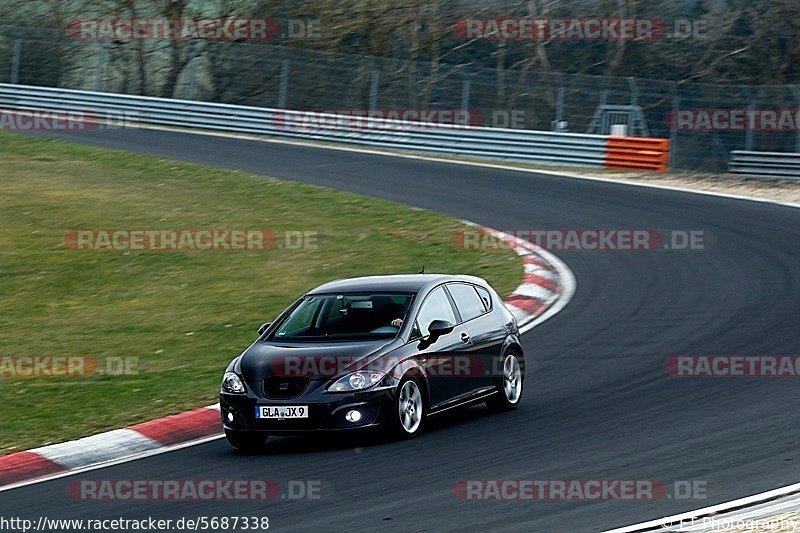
<box><xmin>221</xmin><ymin>372</ymin><xmax>246</xmax><ymax>394</ymax></box>
<box><xmin>328</xmin><ymin>371</ymin><xmax>386</xmax><ymax>392</ymax></box>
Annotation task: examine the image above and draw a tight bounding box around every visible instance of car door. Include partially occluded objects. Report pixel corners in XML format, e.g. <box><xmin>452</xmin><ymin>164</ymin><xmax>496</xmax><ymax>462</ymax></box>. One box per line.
<box><xmin>446</xmin><ymin>282</ymin><xmax>506</xmax><ymax>391</ymax></box>
<box><xmin>412</xmin><ymin>285</ymin><xmax>474</xmax><ymax>409</ymax></box>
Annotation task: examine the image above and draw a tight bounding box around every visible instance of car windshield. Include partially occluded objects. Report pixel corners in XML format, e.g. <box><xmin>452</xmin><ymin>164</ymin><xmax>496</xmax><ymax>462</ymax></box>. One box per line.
<box><xmin>270</xmin><ymin>292</ymin><xmax>415</xmax><ymax>341</ymax></box>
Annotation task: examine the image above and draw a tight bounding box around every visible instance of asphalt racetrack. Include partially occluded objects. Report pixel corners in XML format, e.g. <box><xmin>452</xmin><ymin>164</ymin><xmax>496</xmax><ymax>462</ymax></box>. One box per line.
<box><xmin>4</xmin><ymin>127</ymin><xmax>800</xmax><ymax>532</ymax></box>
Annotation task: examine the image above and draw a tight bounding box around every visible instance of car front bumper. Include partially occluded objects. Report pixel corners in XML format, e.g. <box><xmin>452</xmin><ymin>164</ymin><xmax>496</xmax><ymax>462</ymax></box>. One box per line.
<box><xmin>220</xmin><ymin>381</ymin><xmax>396</xmax><ymax>435</ymax></box>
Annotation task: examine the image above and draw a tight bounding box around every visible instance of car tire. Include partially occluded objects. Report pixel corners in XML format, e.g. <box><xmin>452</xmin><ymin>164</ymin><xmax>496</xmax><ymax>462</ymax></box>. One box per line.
<box><xmin>390</xmin><ymin>376</ymin><xmax>426</xmax><ymax>439</ymax></box>
<box><xmin>486</xmin><ymin>351</ymin><xmax>524</xmax><ymax>412</ymax></box>
<box><xmin>225</xmin><ymin>429</ymin><xmax>268</xmax><ymax>451</ymax></box>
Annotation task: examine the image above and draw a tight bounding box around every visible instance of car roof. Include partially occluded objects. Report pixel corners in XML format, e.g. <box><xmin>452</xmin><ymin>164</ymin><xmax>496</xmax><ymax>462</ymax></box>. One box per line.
<box><xmin>307</xmin><ymin>274</ymin><xmax>486</xmax><ymax>295</ymax></box>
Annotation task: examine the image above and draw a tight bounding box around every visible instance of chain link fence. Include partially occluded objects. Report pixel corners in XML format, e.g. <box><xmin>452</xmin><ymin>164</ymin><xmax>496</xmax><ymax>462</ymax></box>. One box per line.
<box><xmin>2</xmin><ymin>26</ymin><xmax>799</xmax><ymax>172</ymax></box>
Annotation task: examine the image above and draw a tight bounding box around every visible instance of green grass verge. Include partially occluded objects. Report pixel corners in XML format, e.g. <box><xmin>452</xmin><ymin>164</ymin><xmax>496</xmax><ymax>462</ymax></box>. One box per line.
<box><xmin>0</xmin><ymin>132</ymin><xmax>521</xmax><ymax>454</ymax></box>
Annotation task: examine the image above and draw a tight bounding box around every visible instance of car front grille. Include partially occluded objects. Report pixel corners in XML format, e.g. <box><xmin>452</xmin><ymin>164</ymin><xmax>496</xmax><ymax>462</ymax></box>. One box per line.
<box><xmin>263</xmin><ymin>376</ymin><xmax>310</xmax><ymax>399</ymax></box>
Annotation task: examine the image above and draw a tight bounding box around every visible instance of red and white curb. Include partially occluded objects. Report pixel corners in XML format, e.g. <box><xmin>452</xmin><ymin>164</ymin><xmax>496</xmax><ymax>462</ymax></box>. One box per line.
<box><xmin>0</xmin><ymin>224</ymin><xmax>574</xmax><ymax>491</ymax></box>
<box><xmin>466</xmin><ymin>223</ymin><xmax>575</xmax><ymax>334</ymax></box>
<box><xmin>0</xmin><ymin>406</ymin><xmax>222</xmax><ymax>491</ymax></box>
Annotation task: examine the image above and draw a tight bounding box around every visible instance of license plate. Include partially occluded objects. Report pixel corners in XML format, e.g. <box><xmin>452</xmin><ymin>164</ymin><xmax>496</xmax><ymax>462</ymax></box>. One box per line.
<box><xmin>255</xmin><ymin>405</ymin><xmax>309</xmax><ymax>419</ymax></box>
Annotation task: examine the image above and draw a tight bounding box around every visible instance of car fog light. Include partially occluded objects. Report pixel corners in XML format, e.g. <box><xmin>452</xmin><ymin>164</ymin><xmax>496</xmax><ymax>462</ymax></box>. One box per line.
<box><xmin>226</xmin><ymin>411</ymin><xmax>234</xmax><ymax>423</ymax></box>
<box><xmin>345</xmin><ymin>410</ymin><xmax>362</xmax><ymax>423</ymax></box>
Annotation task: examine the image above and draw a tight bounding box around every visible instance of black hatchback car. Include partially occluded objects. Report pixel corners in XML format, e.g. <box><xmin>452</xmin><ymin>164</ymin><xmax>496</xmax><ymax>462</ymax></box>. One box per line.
<box><xmin>220</xmin><ymin>274</ymin><xmax>524</xmax><ymax>449</ymax></box>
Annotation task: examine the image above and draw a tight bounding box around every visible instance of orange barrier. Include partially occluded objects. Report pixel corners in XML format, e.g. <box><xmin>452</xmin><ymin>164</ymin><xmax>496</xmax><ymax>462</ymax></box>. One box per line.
<box><xmin>605</xmin><ymin>136</ymin><xmax>670</xmax><ymax>172</ymax></box>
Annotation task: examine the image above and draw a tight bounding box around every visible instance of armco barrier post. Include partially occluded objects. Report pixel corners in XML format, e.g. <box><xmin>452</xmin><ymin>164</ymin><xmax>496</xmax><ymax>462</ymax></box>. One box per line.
<box><xmin>369</xmin><ymin>68</ymin><xmax>379</xmax><ymax>112</ymax></box>
<box><xmin>669</xmin><ymin>96</ymin><xmax>679</xmax><ymax>169</ymax></box>
<box><xmin>461</xmin><ymin>78</ymin><xmax>470</xmax><ymax>116</ymax></box>
<box><xmin>278</xmin><ymin>59</ymin><xmax>290</xmax><ymax>109</ymax></box>
<box><xmin>93</xmin><ymin>41</ymin><xmax>107</xmax><ymax>92</ymax></box>
<box><xmin>10</xmin><ymin>36</ymin><xmax>21</xmax><ymax>85</ymax></box>
<box><xmin>184</xmin><ymin>41</ymin><xmax>197</xmax><ymax>100</ymax></box>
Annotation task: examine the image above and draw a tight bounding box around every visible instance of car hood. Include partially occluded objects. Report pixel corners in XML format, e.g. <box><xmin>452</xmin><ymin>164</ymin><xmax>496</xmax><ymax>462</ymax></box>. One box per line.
<box><xmin>239</xmin><ymin>339</ymin><xmax>395</xmax><ymax>382</ymax></box>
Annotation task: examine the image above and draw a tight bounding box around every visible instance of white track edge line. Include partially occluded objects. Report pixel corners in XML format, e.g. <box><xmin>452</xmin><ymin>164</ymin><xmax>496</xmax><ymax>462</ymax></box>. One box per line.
<box><xmin>605</xmin><ymin>482</ymin><xmax>800</xmax><ymax>532</ymax></box>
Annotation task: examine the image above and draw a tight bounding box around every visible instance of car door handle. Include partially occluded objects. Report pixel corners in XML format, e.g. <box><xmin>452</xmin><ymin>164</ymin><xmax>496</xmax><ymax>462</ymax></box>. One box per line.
<box><xmin>460</xmin><ymin>332</ymin><xmax>471</xmax><ymax>343</ymax></box>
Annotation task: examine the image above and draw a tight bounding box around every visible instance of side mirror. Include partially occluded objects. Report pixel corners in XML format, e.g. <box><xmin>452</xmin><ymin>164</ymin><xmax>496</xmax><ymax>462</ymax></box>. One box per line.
<box><xmin>258</xmin><ymin>323</ymin><xmax>272</xmax><ymax>336</ymax></box>
<box><xmin>426</xmin><ymin>319</ymin><xmax>455</xmax><ymax>345</ymax></box>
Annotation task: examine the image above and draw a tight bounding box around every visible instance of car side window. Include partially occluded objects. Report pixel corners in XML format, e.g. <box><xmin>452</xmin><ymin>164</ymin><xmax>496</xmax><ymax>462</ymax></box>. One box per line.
<box><xmin>475</xmin><ymin>285</ymin><xmax>492</xmax><ymax>311</ymax></box>
<box><xmin>448</xmin><ymin>283</ymin><xmax>488</xmax><ymax>322</ymax></box>
<box><xmin>414</xmin><ymin>286</ymin><xmax>457</xmax><ymax>337</ymax></box>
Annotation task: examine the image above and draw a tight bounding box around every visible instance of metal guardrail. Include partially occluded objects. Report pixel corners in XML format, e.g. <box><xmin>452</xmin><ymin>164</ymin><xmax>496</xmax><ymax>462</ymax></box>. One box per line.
<box><xmin>0</xmin><ymin>83</ymin><xmax>614</xmax><ymax>168</ymax></box>
<box><xmin>728</xmin><ymin>151</ymin><xmax>800</xmax><ymax>180</ymax></box>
